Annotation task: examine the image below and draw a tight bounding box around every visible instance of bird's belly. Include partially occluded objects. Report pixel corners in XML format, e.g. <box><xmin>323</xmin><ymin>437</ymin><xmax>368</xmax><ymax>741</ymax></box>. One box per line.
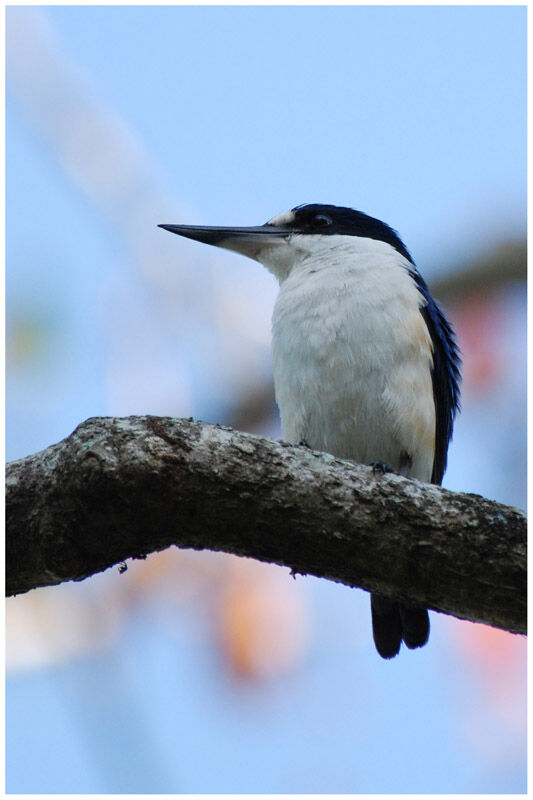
<box><xmin>274</xmin><ymin>339</ymin><xmax>397</xmax><ymax>463</ymax></box>
<box><xmin>272</xmin><ymin>273</ymin><xmax>435</xmax><ymax>481</ymax></box>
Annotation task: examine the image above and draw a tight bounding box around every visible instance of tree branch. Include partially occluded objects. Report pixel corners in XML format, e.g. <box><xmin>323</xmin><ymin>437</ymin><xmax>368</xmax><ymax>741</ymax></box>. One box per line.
<box><xmin>6</xmin><ymin>416</ymin><xmax>526</xmax><ymax>634</ymax></box>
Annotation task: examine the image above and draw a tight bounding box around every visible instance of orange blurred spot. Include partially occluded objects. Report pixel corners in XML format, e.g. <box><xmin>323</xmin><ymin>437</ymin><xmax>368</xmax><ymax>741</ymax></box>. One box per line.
<box><xmin>451</xmin><ymin>291</ymin><xmax>506</xmax><ymax>395</ymax></box>
<box><xmin>452</xmin><ymin>619</ymin><xmax>526</xmax><ymax>733</ymax></box>
<box><xmin>217</xmin><ymin>559</ymin><xmax>308</xmax><ymax>681</ymax></box>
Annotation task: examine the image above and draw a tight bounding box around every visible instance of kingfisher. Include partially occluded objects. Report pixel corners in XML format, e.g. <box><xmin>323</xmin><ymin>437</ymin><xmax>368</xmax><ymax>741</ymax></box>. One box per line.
<box><xmin>160</xmin><ymin>203</ymin><xmax>461</xmax><ymax>658</ymax></box>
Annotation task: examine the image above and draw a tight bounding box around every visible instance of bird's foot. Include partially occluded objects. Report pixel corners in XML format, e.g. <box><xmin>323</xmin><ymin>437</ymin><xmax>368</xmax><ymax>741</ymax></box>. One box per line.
<box><xmin>371</xmin><ymin>460</ymin><xmax>395</xmax><ymax>476</ymax></box>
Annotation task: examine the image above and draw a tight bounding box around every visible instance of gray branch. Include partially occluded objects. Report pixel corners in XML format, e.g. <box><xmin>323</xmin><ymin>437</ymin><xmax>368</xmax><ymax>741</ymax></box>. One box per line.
<box><xmin>6</xmin><ymin>416</ymin><xmax>526</xmax><ymax>635</ymax></box>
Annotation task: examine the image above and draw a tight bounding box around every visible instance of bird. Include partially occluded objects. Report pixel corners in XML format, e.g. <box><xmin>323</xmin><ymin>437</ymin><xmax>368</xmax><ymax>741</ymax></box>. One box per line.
<box><xmin>159</xmin><ymin>203</ymin><xmax>461</xmax><ymax>659</ymax></box>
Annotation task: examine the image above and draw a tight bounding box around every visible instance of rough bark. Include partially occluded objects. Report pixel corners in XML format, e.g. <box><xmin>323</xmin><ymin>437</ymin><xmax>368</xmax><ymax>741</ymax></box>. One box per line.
<box><xmin>6</xmin><ymin>415</ymin><xmax>526</xmax><ymax>635</ymax></box>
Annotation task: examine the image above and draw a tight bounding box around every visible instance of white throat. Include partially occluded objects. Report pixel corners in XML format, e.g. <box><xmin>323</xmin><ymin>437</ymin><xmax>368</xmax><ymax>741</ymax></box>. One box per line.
<box><xmin>257</xmin><ymin>234</ymin><xmax>408</xmax><ymax>283</ymax></box>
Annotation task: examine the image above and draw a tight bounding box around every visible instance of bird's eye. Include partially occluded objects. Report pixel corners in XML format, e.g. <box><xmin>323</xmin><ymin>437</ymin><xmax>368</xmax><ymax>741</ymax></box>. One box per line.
<box><xmin>314</xmin><ymin>213</ymin><xmax>332</xmax><ymax>227</ymax></box>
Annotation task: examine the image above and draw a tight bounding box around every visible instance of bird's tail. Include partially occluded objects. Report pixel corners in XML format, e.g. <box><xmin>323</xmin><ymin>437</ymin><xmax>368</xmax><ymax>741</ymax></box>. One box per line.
<box><xmin>370</xmin><ymin>593</ymin><xmax>429</xmax><ymax>659</ymax></box>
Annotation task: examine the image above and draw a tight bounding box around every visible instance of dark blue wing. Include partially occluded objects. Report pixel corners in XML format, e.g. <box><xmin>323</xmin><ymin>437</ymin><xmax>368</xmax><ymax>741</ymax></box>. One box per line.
<box><xmin>409</xmin><ymin>269</ymin><xmax>461</xmax><ymax>485</ymax></box>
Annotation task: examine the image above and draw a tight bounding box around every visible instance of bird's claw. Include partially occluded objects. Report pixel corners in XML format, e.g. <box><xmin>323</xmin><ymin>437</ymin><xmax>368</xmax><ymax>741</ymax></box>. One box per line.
<box><xmin>371</xmin><ymin>460</ymin><xmax>395</xmax><ymax>476</ymax></box>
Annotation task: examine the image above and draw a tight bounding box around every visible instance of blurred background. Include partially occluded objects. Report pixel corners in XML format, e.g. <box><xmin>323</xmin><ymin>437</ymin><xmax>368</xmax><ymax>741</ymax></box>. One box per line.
<box><xmin>6</xmin><ymin>5</ymin><xmax>526</xmax><ymax>794</ymax></box>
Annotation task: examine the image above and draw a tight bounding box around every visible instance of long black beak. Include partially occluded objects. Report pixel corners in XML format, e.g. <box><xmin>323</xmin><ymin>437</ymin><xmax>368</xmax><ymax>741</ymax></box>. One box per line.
<box><xmin>158</xmin><ymin>223</ymin><xmax>289</xmax><ymax>260</ymax></box>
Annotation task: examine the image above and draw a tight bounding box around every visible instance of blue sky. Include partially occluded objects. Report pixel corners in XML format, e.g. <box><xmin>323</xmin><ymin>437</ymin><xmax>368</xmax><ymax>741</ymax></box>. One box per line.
<box><xmin>46</xmin><ymin>6</ymin><xmax>525</xmax><ymax>241</ymax></box>
<box><xmin>6</xmin><ymin>5</ymin><xmax>526</xmax><ymax>794</ymax></box>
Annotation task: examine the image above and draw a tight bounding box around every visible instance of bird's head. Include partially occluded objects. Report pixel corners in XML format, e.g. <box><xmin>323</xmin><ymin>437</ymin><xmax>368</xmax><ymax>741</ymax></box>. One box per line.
<box><xmin>159</xmin><ymin>203</ymin><xmax>413</xmax><ymax>281</ymax></box>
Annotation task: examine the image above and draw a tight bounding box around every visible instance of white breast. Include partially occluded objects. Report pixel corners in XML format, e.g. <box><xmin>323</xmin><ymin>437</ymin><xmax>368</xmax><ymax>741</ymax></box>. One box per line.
<box><xmin>269</xmin><ymin>238</ymin><xmax>435</xmax><ymax>482</ymax></box>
